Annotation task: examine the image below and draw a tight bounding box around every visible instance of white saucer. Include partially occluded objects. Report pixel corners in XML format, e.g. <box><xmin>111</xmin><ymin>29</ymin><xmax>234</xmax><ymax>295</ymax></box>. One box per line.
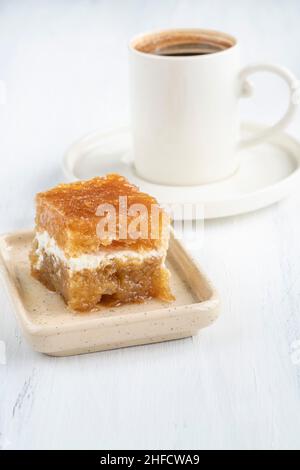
<box><xmin>63</xmin><ymin>122</ymin><xmax>300</xmax><ymax>219</ymax></box>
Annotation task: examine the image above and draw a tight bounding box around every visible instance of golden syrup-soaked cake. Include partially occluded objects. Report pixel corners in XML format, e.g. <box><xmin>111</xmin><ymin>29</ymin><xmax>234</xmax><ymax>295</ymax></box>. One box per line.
<box><xmin>35</xmin><ymin>174</ymin><xmax>168</xmax><ymax>256</ymax></box>
<box><xmin>30</xmin><ymin>174</ymin><xmax>174</xmax><ymax>312</ymax></box>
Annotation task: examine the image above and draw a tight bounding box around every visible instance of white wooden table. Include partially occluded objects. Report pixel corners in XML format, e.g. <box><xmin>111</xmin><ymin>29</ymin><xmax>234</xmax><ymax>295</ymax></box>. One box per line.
<box><xmin>1</xmin><ymin>0</ymin><xmax>300</xmax><ymax>450</ymax></box>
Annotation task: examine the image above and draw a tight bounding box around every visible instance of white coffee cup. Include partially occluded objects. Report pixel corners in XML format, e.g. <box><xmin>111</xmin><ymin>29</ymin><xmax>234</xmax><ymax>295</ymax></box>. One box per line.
<box><xmin>129</xmin><ymin>28</ymin><xmax>298</xmax><ymax>186</ymax></box>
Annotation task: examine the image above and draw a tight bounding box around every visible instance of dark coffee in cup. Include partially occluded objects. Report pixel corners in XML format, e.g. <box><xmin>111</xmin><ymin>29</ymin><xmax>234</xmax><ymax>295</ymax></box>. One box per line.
<box><xmin>132</xmin><ymin>30</ymin><xmax>234</xmax><ymax>56</ymax></box>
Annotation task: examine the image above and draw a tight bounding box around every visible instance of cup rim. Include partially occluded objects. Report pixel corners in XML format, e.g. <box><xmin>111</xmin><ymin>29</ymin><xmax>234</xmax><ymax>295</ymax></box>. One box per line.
<box><xmin>129</xmin><ymin>28</ymin><xmax>238</xmax><ymax>60</ymax></box>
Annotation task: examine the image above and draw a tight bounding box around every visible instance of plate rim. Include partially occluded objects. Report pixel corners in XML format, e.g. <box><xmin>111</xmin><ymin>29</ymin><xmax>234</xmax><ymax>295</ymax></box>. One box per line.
<box><xmin>62</xmin><ymin>122</ymin><xmax>300</xmax><ymax>219</ymax></box>
<box><xmin>0</xmin><ymin>229</ymin><xmax>220</xmax><ymax>338</ymax></box>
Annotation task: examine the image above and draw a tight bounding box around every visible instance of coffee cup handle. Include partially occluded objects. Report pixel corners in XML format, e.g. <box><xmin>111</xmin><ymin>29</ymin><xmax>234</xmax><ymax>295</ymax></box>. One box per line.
<box><xmin>239</xmin><ymin>63</ymin><xmax>299</xmax><ymax>149</ymax></box>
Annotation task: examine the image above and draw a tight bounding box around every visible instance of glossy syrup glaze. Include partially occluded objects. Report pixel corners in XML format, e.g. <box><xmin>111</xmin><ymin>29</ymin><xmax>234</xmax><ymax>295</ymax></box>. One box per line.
<box><xmin>35</xmin><ymin>174</ymin><xmax>169</xmax><ymax>255</ymax></box>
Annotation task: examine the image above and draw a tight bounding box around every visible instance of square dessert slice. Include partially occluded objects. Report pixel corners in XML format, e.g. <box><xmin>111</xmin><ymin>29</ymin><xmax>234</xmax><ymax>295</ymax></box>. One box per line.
<box><xmin>30</xmin><ymin>174</ymin><xmax>174</xmax><ymax>311</ymax></box>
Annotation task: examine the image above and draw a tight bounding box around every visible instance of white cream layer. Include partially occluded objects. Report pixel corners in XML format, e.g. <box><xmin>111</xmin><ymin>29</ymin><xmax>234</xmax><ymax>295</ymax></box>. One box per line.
<box><xmin>34</xmin><ymin>231</ymin><xmax>165</xmax><ymax>272</ymax></box>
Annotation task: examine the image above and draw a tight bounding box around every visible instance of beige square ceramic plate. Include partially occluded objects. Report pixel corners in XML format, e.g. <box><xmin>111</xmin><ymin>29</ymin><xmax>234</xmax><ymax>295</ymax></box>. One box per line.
<box><xmin>0</xmin><ymin>230</ymin><xmax>220</xmax><ymax>356</ymax></box>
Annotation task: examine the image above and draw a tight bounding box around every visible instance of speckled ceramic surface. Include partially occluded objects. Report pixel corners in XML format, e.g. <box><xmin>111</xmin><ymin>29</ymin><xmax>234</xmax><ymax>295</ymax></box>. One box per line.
<box><xmin>0</xmin><ymin>230</ymin><xmax>220</xmax><ymax>356</ymax></box>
